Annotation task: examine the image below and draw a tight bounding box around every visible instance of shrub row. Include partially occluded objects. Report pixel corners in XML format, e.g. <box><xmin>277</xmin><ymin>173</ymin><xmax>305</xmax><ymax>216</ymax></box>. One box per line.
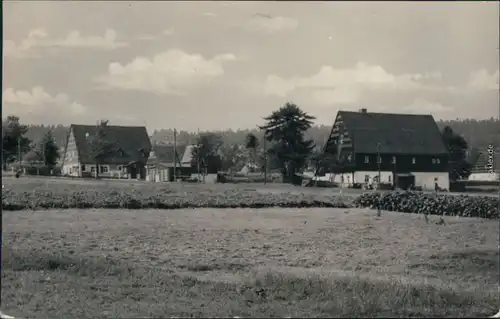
<box><xmin>3</xmin><ymin>184</ymin><xmax>499</xmax><ymax>220</ymax></box>
<box><xmin>2</xmin><ymin>188</ymin><xmax>352</xmax><ymax>211</ymax></box>
<box><xmin>354</xmin><ymin>191</ymin><xmax>499</xmax><ymax>219</ymax></box>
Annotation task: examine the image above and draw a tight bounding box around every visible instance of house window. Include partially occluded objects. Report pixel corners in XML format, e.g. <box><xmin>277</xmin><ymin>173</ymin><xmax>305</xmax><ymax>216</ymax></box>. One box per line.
<box><xmin>91</xmin><ymin>166</ymin><xmax>96</xmax><ymax>173</ymax></box>
<box><xmin>392</xmin><ymin>156</ymin><xmax>396</xmax><ymax>164</ymax></box>
<box><xmin>364</xmin><ymin>156</ymin><xmax>369</xmax><ymax>164</ymax></box>
<box><xmin>118</xmin><ymin>166</ymin><xmax>122</xmax><ymax>171</ymax></box>
<box><xmin>81</xmin><ymin>165</ymin><xmax>86</xmax><ymax>171</ymax></box>
<box><xmin>412</xmin><ymin>157</ymin><xmax>416</xmax><ymax>164</ymax></box>
<box><xmin>100</xmin><ymin>166</ymin><xmax>109</xmax><ymax>173</ymax></box>
<box><xmin>432</xmin><ymin>158</ymin><xmax>441</xmax><ymax>164</ymax></box>
<box><xmin>388</xmin><ymin>175</ymin><xmax>392</xmax><ymax>183</ymax></box>
<box><xmin>365</xmin><ymin>175</ymin><xmax>370</xmax><ymax>183</ymax></box>
<box><xmin>341</xmin><ymin>175</ymin><xmax>344</xmax><ymax>183</ymax></box>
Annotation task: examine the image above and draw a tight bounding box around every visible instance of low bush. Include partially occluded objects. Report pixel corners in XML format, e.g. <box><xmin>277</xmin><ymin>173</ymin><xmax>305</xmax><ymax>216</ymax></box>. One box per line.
<box><xmin>354</xmin><ymin>191</ymin><xmax>499</xmax><ymax>219</ymax></box>
<box><xmin>1</xmin><ymin>187</ymin><xmax>352</xmax><ymax>211</ymax></box>
<box><xmin>3</xmin><ymin>180</ymin><xmax>498</xmax><ymax>220</ymax></box>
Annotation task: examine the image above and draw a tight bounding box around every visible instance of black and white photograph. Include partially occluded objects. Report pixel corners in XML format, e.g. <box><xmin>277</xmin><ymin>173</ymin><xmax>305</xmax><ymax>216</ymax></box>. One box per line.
<box><xmin>2</xmin><ymin>1</ymin><xmax>499</xmax><ymax>318</ymax></box>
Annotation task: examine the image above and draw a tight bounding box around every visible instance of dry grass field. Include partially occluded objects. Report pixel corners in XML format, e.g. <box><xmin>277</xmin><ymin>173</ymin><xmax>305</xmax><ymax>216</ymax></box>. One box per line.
<box><xmin>2</xmin><ymin>206</ymin><xmax>499</xmax><ymax>318</ymax></box>
<box><xmin>1</xmin><ymin>175</ymin><xmax>355</xmax><ymax>197</ymax></box>
<box><xmin>3</xmin><ymin>175</ymin><xmax>496</xmax><ymax>198</ymax></box>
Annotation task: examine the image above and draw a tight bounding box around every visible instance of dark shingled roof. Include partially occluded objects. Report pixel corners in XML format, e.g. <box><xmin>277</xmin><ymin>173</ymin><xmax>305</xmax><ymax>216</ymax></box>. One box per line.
<box><xmin>148</xmin><ymin>145</ymin><xmax>187</xmax><ymax>166</ymax></box>
<box><xmin>338</xmin><ymin>111</ymin><xmax>449</xmax><ymax>155</ymax></box>
<box><xmin>71</xmin><ymin>124</ymin><xmax>152</xmax><ymax>164</ymax></box>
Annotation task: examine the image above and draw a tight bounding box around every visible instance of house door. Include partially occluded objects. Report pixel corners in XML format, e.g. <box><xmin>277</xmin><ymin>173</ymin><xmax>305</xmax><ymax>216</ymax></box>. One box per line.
<box><xmin>138</xmin><ymin>165</ymin><xmax>146</xmax><ymax>180</ymax></box>
<box><xmin>396</xmin><ymin>175</ymin><xmax>415</xmax><ymax>190</ymax></box>
<box><xmin>129</xmin><ymin>165</ymin><xmax>137</xmax><ymax>179</ymax></box>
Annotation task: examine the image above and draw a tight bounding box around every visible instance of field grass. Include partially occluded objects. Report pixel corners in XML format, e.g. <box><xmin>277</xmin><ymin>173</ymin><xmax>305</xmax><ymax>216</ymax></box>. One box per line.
<box><xmin>1</xmin><ymin>175</ymin><xmax>354</xmax><ymax>197</ymax></box>
<box><xmin>3</xmin><ymin>175</ymin><xmax>496</xmax><ymax>198</ymax></box>
<box><xmin>1</xmin><ymin>177</ymin><xmax>356</xmax><ymax>211</ymax></box>
<box><xmin>2</xmin><ymin>207</ymin><xmax>499</xmax><ymax>318</ymax></box>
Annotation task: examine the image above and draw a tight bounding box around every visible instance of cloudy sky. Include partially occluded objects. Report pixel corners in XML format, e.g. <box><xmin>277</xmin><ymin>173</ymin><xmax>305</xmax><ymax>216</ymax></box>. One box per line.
<box><xmin>3</xmin><ymin>1</ymin><xmax>499</xmax><ymax>132</ymax></box>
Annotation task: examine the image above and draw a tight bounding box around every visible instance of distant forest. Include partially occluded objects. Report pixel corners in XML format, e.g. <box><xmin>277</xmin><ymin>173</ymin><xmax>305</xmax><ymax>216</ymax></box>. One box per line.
<box><xmin>25</xmin><ymin>118</ymin><xmax>499</xmax><ymax>159</ymax></box>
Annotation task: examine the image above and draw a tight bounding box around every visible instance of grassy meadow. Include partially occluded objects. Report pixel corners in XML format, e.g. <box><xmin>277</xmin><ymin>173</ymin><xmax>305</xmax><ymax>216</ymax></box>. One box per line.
<box><xmin>2</xmin><ymin>193</ymin><xmax>499</xmax><ymax>318</ymax></box>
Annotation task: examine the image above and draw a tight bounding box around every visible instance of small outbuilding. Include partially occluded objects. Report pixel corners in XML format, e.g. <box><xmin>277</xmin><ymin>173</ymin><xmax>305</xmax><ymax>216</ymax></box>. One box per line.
<box><xmin>146</xmin><ymin>145</ymin><xmax>194</xmax><ymax>182</ymax></box>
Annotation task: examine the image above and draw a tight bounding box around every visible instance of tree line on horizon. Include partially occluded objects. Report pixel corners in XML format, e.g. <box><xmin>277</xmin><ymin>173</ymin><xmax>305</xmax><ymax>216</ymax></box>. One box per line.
<box><xmin>3</xmin><ymin>107</ymin><xmax>498</xmax><ymax>179</ymax></box>
<box><xmin>21</xmin><ymin>115</ymin><xmax>500</xmax><ymax>157</ymax></box>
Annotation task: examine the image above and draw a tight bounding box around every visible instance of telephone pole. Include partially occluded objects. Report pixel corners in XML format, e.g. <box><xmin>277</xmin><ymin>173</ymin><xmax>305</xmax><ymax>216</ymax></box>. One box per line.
<box><xmin>377</xmin><ymin>142</ymin><xmax>381</xmax><ymax>187</ymax></box>
<box><xmin>173</xmin><ymin>128</ymin><xmax>177</xmax><ymax>182</ymax></box>
<box><xmin>375</xmin><ymin>142</ymin><xmax>382</xmax><ymax>218</ymax></box>
<box><xmin>263</xmin><ymin>135</ymin><xmax>267</xmax><ymax>184</ymax></box>
<box><xmin>17</xmin><ymin>136</ymin><xmax>21</xmax><ymax>171</ymax></box>
<box><xmin>196</xmin><ymin>128</ymin><xmax>201</xmax><ymax>183</ymax></box>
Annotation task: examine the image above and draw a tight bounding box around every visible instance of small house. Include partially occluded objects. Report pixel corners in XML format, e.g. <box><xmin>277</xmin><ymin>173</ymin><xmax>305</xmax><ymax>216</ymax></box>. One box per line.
<box><xmin>469</xmin><ymin>150</ymin><xmax>500</xmax><ymax>181</ymax></box>
<box><xmin>61</xmin><ymin>124</ymin><xmax>152</xmax><ymax>179</ymax></box>
<box><xmin>146</xmin><ymin>144</ymin><xmax>195</xmax><ymax>182</ymax></box>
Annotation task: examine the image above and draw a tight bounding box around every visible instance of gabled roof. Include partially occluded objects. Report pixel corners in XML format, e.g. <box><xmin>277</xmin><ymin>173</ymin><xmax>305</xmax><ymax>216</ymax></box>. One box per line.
<box><xmin>337</xmin><ymin>111</ymin><xmax>449</xmax><ymax>155</ymax></box>
<box><xmin>148</xmin><ymin>145</ymin><xmax>187</xmax><ymax>166</ymax></box>
<box><xmin>472</xmin><ymin>151</ymin><xmax>500</xmax><ymax>173</ymax></box>
<box><xmin>70</xmin><ymin>124</ymin><xmax>152</xmax><ymax>164</ymax></box>
<box><xmin>182</xmin><ymin>145</ymin><xmax>196</xmax><ymax>164</ymax></box>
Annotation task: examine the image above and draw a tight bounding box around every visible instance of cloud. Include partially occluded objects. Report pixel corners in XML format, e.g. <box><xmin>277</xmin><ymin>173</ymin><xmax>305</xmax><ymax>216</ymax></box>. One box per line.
<box><xmin>3</xmin><ymin>29</ymin><xmax>127</xmax><ymax>58</ymax></box>
<box><xmin>1</xmin><ymin>87</ymin><xmax>140</xmax><ymax>125</ymax></box>
<box><xmin>47</xmin><ymin>29</ymin><xmax>128</xmax><ymax>49</ymax></box>
<box><xmin>400</xmin><ymin>98</ymin><xmax>454</xmax><ymax>115</ymax></box>
<box><xmin>3</xmin><ymin>28</ymin><xmax>48</xmax><ymax>58</ymax></box>
<box><xmin>248</xmin><ymin>14</ymin><xmax>298</xmax><ymax>33</ymax></box>
<box><xmin>95</xmin><ymin>49</ymin><xmax>237</xmax><ymax>95</ymax></box>
<box><xmin>138</xmin><ymin>34</ymin><xmax>156</xmax><ymax>41</ymax></box>
<box><xmin>137</xmin><ymin>28</ymin><xmax>173</xmax><ymax>41</ymax></box>
<box><xmin>163</xmin><ymin>28</ymin><xmax>175</xmax><ymax>36</ymax></box>
<box><xmin>311</xmin><ymin>88</ymin><xmax>359</xmax><ymax>105</ymax></box>
<box><xmin>203</xmin><ymin>12</ymin><xmax>217</xmax><ymax>18</ymax></box>
<box><xmin>2</xmin><ymin>87</ymin><xmax>86</xmax><ymax>117</ymax></box>
<box><xmin>468</xmin><ymin>69</ymin><xmax>499</xmax><ymax>90</ymax></box>
<box><xmin>263</xmin><ymin>62</ymin><xmax>447</xmax><ymax>105</ymax></box>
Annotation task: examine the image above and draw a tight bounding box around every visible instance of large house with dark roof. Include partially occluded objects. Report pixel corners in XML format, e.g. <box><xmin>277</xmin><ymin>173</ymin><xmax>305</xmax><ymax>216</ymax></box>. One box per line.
<box><xmin>320</xmin><ymin>109</ymin><xmax>450</xmax><ymax>190</ymax></box>
<box><xmin>61</xmin><ymin>124</ymin><xmax>152</xmax><ymax>179</ymax></box>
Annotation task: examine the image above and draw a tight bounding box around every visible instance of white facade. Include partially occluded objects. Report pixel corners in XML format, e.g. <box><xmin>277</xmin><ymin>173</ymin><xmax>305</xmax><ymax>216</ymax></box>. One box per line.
<box><xmin>62</xmin><ymin>163</ymin><xmax>128</xmax><ymax>178</ymax></box>
<box><xmin>353</xmin><ymin>171</ymin><xmax>393</xmax><ymax>185</ymax></box>
<box><xmin>313</xmin><ymin>170</ymin><xmax>449</xmax><ymax>190</ymax></box>
<box><xmin>313</xmin><ymin>171</ymin><xmax>392</xmax><ymax>188</ymax></box>
<box><xmin>411</xmin><ymin>172</ymin><xmax>449</xmax><ymax>191</ymax></box>
<box><xmin>62</xmin><ymin>165</ymin><xmax>79</xmax><ymax>176</ymax></box>
<box><xmin>468</xmin><ymin>172</ymin><xmax>500</xmax><ymax>181</ymax></box>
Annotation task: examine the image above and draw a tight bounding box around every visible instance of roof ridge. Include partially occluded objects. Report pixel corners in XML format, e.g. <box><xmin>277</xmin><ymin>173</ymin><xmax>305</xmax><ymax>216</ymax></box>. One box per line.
<box><xmin>339</xmin><ymin>110</ymin><xmax>433</xmax><ymax>117</ymax></box>
<box><xmin>336</xmin><ymin>109</ymin><xmax>448</xmax><ymax>155</ymax></box>
<box><xmin>71</xmin><ymin>124</ymin><xmax>147</xmax><ymax>129</ymax></box>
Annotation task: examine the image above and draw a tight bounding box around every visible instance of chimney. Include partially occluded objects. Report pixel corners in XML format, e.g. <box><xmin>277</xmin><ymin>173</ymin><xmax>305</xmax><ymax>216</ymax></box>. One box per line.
<box><xmin>359</xmin><ymin>108</ymin><xmax>367</xmax><ymax>113</ymax></box>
